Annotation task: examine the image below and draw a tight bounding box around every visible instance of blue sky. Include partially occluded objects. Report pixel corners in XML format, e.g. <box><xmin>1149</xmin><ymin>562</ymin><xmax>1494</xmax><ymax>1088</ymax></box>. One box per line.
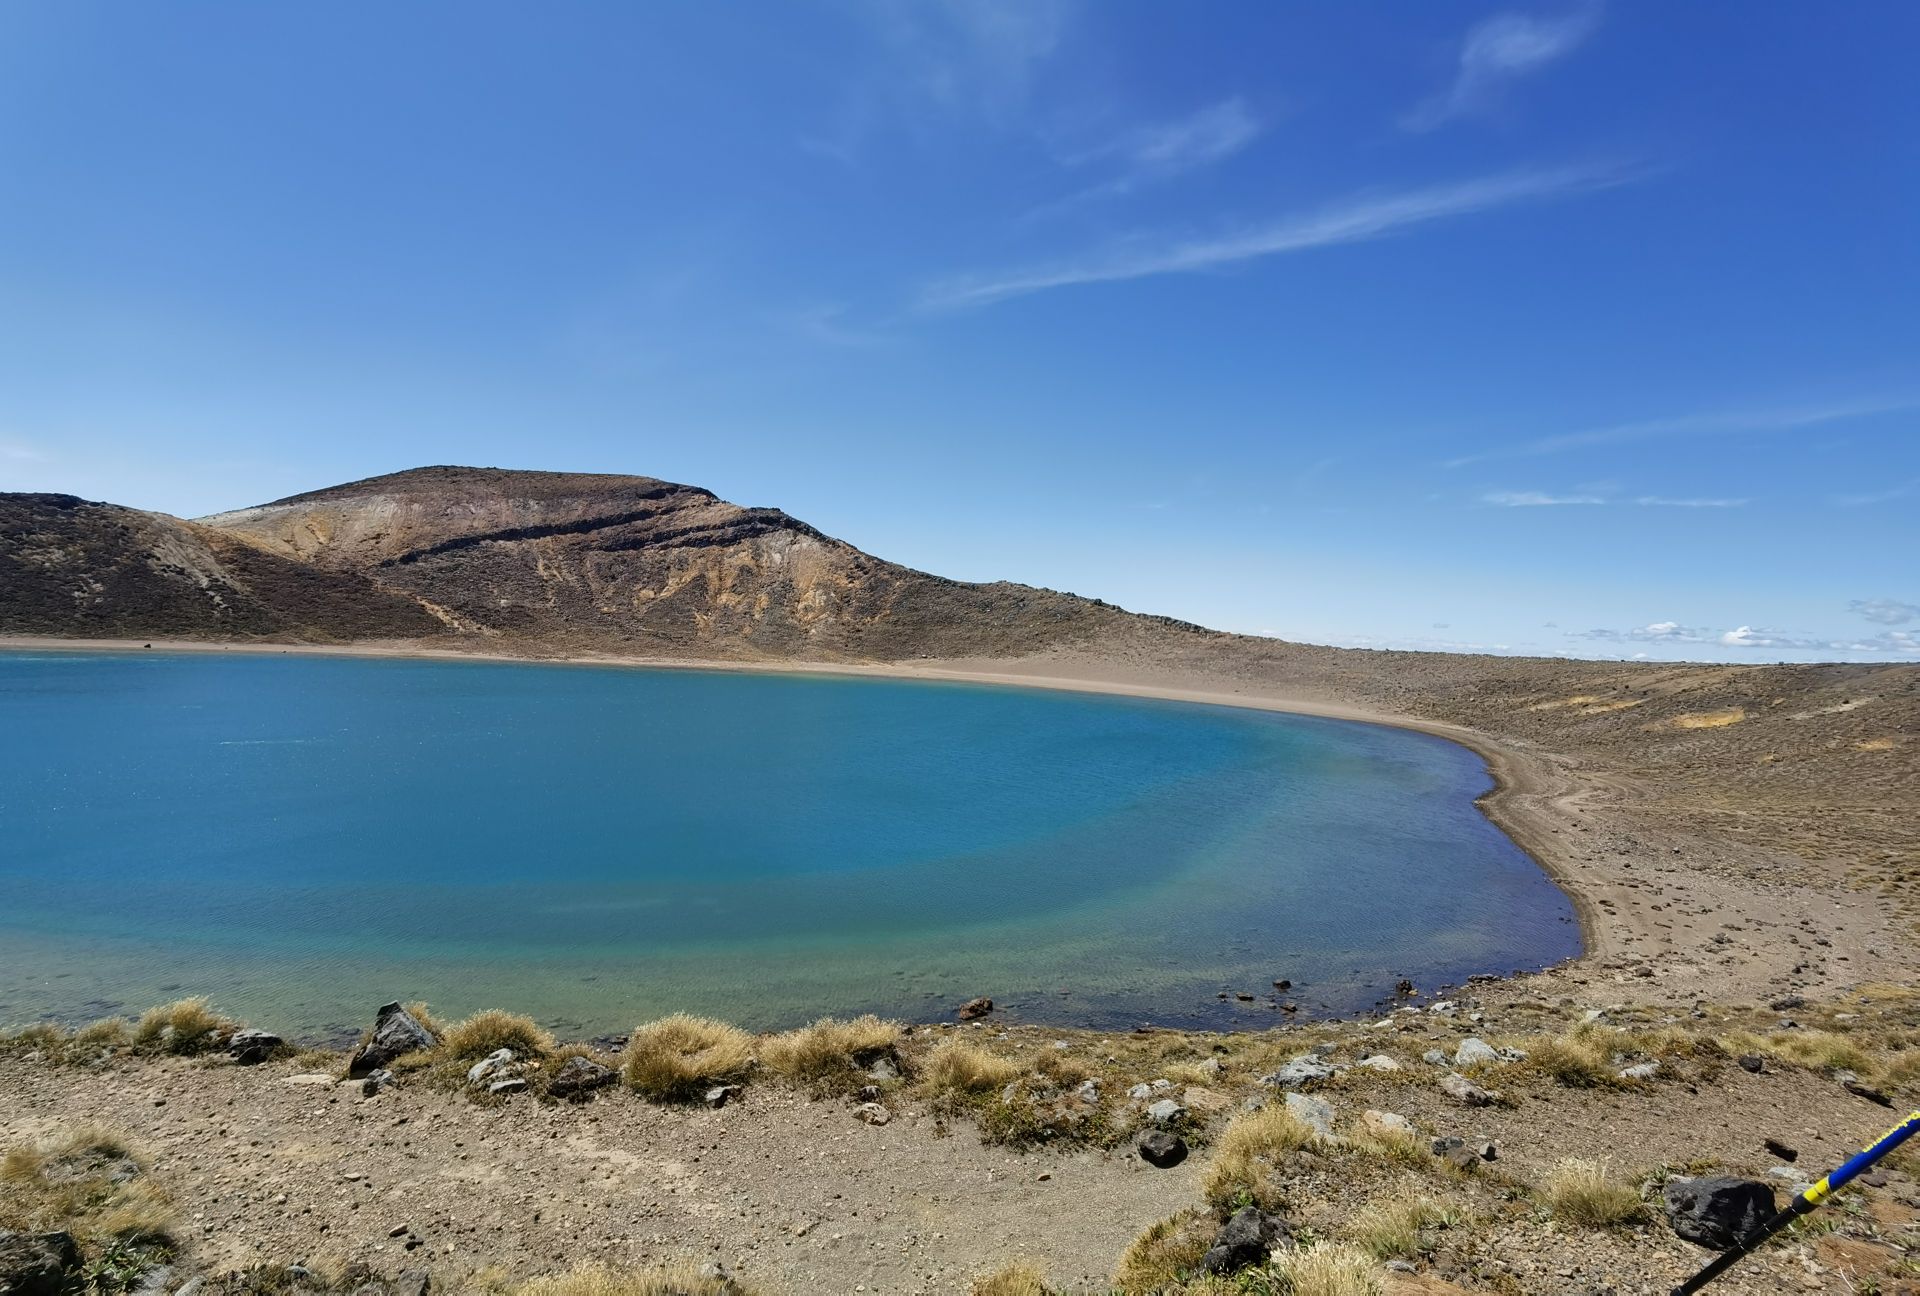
<box><xmin>1</xmin><ymin>2</ymin><xmax>1915</xmax><ymax>663</ymax></box>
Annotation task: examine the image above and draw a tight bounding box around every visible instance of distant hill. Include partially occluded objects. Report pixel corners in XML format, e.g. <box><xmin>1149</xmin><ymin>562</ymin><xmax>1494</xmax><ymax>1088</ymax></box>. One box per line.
<box><xmin>7</xmin><ymin>466</ymin><xmax>1200</xmax><ymax>658</ymax></box>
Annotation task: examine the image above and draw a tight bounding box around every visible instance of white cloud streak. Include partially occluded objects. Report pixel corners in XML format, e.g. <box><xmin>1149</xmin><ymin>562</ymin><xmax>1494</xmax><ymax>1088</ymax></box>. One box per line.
<box><xmin>1445</xmin><ymin>398</ymin><xmax>1916</xmax><ymax>468</ymax></box>
<box><xmin>1404</xmin><ymin>5</ymin><xmax>1602</xmax><ymax>132</ymax></box>
<box><xmin>1833</xmin><ymin>476</ymin><xmax>1920</xmax><ymax>507</ymax></box>
<box><xmin>924</xmin><ymin>161</ymin><xmax>1639</xmax><ymax>310</ymax></box>
<box><xmin>1482</xmin><ymin>490</ymin><xmax>1606</xmax><ymax>506</ymax></box>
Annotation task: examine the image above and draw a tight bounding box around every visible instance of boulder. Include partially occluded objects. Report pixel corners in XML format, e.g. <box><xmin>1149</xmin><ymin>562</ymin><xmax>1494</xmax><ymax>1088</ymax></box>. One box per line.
<box><xmin>1439</xmin><ymin>1072</ymin><xmax>1495</xmax><ymax>1106</ymax></box>
<box><xmin>704</xmin><ymin>1085</ymin><xmax>741</xmax><ymax>1109</ymax></box>
<box><xmin>360</xmin><ymin>1069</ymin><xmax>396</xmax><ymax>1098</ymax></box>
<box><xmin>1357</xmin><ymin>1054</ymin><xmax>1402</xmax><ymax>1071</ymax></box>
<box><xmin>1200</xmin><ymin>1207</ymin><xmax>1291</xmax><ymax>1274</ymax></box>
<box><xmin>1454</xmin><ymin>1038</ymin><xmax>1499</xmax><ymax>1067</ymax></box>
<box><xmin>466</xmin><ymin>1049</ymin><xmax>516</xmax><ymax>1086</ymax></box>
<box><xmin>347</xmin><ymin>1002</ymin><xmax>436</xmax><ymax>1078</ymax></box>
<box><xmin>1260</xmin><ymin>1055</ymin><xmax>1336</xmax><ymax>1089</ymax></box>
<box><xmin>1737</xmin><ymin>1054</ymin><xmax>1765</xmax><ymax>1073</ymax></box>
<box><xmin>1283</xmin><ymin>1092</ymin><xmax>1335</xmax><ymax>1139</ymax></box>
<box><xmin>227</xmin><ymin>1029</ymin><xmax>283</xmax><ymax>1066</ymax></box>
<box><xmin>853</xmin><ymin>1102</ymin><xmax>890</xmax><ymax>1126</ymax></box>
<box><xmin>1138</xmin><ymin>1131</ymin><xmax>1187</xmax><ymax>1168</ymax></box>
<box><xmin>1664</xmin><ymin>1176</ymin><xmax>1775</xmax><ymax>1250</ymax></box>
<box><xmin>956</xmin><ymin>997</ymin><xmax>994</xmax><ymax>1021</ymax></box>
<box><xmin>548</xmin><ymin>1055</ymin><xmax>617</xmax><ymax>1100</ymax></box>
<box><xmin>1073</xmin><ymin>1078</ymin><xmax>1101</xmax><ymax>1105</ymax></box>
<box><xmin>392</xmin><ymin>1274</ymin><xmax>430</xmax><ymax>1296</ymax></box>
<box><xmin>1618</xmin><ymin>1062</ymin><xmax>1661</xmax><ymax>1081</ymax></box>
<box><xmin>487</xmin><ymin>1078</ymin><xmax>527</xmax><ymax>1096</ymax></box>
<box><xmin>1357</xmin><ymin>1109</ymin><xmax>1414</xmax><ymax>1139</ymax></box>
<box><xmin>1146</xmin><ymin>1099</ymin><xmax>1186</xmax><ymax>1125</ymax></box>
<box><xmin>0</xmin><ymin>1231</ymin><xmax>80</xmax><ymax>1296</ymax></box>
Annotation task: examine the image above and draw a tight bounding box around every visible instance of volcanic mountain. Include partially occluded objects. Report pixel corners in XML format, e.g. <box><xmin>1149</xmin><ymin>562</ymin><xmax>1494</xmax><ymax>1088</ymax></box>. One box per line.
<box><xmin>5</xmin><ymin>466</ymin><xmax>1186</xmax><ymax>658</ymax></box>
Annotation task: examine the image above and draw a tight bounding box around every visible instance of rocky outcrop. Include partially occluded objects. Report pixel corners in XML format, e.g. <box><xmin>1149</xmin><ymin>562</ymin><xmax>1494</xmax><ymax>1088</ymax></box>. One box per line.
<box><xmin>1200</xmin><ymin>1207</ymin><xmax>1290</xmax><ymax>1274</ymax></box>
<box><xmin>347</xmin><ymin>1003</ymin><xmax>436</xmax><ymax>1077</ymax></box>
<box><xmin>1663</xmin><ymin>1176</ymin><xmax>1775</xmax><ymax>1249</ymax></box>
<box><xmin>0</xmin><ymin>1230</ymin><xmax>79</xmax><ymax>1296</ymax></box>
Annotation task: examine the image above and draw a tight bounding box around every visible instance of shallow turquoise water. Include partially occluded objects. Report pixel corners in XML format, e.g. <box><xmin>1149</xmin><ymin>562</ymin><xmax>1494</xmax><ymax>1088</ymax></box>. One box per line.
<box><xmin>0</xmin><ymin>652</ymin><xmax>1577</xmax><ymax>1039</ymax></box>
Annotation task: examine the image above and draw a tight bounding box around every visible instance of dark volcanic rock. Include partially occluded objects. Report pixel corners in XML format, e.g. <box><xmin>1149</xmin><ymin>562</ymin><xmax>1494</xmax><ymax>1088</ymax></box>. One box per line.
<box><xmin>1137</xmin><ymin>1130</ymin><xmax>1188</xmax><ymax>1168</ymax></box>
<box><xmin>1200</xmin><ymin>1207</ymin><xmax>1290</xmax><ymax>1274</ymax></box>
<box><xmin>1664</xmin><ymin>1176</ymin><xmax>1775</xmax><ymax>1250</ymax></box>
<box><xmin>548</xmin><ymin>1055</ymin><xmax>617</xmax><ymax>1100</ymax></box>
<box><xmin>956</xmin><ymin>997</ymin><xmax>993</xmax><ymax>1021</ymax></box>
<box><xmin>347</xmin><ymin>1002</ymin><xmax>436</xmax><ymax>1077</ymax></box>
<box><xmin>228</xmin><ymin>1028</ymin><xmax>283</xmax><ymax>1065</ymax></box>
<box><xmin>0</xmin><ymin>1230</ymin><xmax>80</xmax><ymax>1296</ymax></box>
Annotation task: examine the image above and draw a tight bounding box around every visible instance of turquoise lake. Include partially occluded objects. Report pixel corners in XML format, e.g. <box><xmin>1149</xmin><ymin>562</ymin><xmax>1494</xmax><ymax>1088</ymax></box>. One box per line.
<box><xmin>0</xmin><ymin>651</ymin><xmax>1578</xmax><ymax>1040</ymax></box>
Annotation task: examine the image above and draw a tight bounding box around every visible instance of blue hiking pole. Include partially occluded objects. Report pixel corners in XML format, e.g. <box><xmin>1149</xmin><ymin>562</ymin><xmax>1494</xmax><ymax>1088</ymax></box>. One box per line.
<box><xmin>1671</xmin><ymin>1109</ymin><xmax>1920</xmax><ymax>1294</ymax></box>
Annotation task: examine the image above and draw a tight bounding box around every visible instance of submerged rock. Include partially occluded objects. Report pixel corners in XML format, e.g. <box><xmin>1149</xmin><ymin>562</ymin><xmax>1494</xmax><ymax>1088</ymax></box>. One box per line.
<box><xmin>348</xmin><ymin>1003</ymin><xmax>436</xmax><ymax>1078</ymax></box>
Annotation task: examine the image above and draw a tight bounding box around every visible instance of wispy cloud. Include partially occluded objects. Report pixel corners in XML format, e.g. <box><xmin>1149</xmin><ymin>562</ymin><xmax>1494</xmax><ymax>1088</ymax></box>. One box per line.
<box><xmin>1445</xmin><ymin>398</ymin><xmax>1915</xmax><ymax>468</ymax></box>
<box><xmin>1632</xmin><ymin>495</ymin><xmax>1749</xmax><ymax>508</ymax></box>
<box><xmin>775</xmin><ymin>303</ymin><xmax>895</xmax><ymax>350</ymax></box>
<box><xmin>923</xmin><ymin>160</ymin><xmax>1639</xmax><ymax>310</ymax></box>
<box><xmin>1404</xmin><ymin>5</ymin><xmax>1602</xmax><ymax>132</ymax></box>
<box><xmin>1482</xmin><ymin>489</ymin><xmax>1605</xmax><ymax>506</ymax></box>
<box><xmin>1482</xmin><ymin>489</ymin><xmax>1748</xmax><ymax>508</ymax></box>
<box><xmin>1063</xmin><ymin>98</ymin><xmax>1262</xmax><ymax>193</ymax></box>
<box><xmin>1852</xmin><ymin>598</ymin><xmax>1920</xmax><ymax>626</ymax></box>
<box><xmin>1833</xmin><ymin>476</ymin><xmax>1920</xmax><ymax>507</ymax></box>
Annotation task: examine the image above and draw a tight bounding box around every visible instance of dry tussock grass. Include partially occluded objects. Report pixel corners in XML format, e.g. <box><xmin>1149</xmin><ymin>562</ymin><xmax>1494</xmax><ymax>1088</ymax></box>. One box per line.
<box><xmin>510</xmin><ymin>1263</ymin><xmax>758</xmax><ymax>1296</ymax></box>
<box><xmin>1203</xmin><ymin>1105</ymin><xmax>1315</xmax><ymax>1212</ymax></box>
<box><xmin>762</xmin><ymin>1015</ymin><xmax>901</xmax><ymax>1092</ymax></box>
<box><xmin>1544</xmin><ymin>1158</ymin><xmax>1646</xmax><ymax>1228</ymax></box>
<box><xmin>1272</xmin><ymin>1243</ymin><xmax>1383</xmax><ymax>1296</ymax></box>
<box><xmin>921</xmin><ymin>1040</ymin><xmax>1021</xmax><ymax>1097</ymax></box>
<box><xmin>1349</xmin><ymin>1190</ymin><xmax>1459</xmax><ymax>1259</ymax></box>
<box><xmin>621</xmin><ymin>1014</ymin><xmax>754</xmax><ymax>1102</ymax></box>
<box><xmin>0</xmin><ymin>1122</ymin><xmax>175</xmax><ymax>1254</ymax></box>
<box><xmin>438</xmin><ymin>1009</ymin><xmax>555</xmax><ymax>1060</ymax></box>
<box><xmin>131</xmin><ymin>997</ymin><xmax>233</xmax><ymax>1055</ymax></box>
<box><xmin>968</xmin><ymin>1260</ymin><xmax>1054</xmax><ymax>1295</ymax></box>
<box><xmin>1112</xmin><ymin>1209</ymin><xmax>1215</xmax><ymax>1294</ymax></box>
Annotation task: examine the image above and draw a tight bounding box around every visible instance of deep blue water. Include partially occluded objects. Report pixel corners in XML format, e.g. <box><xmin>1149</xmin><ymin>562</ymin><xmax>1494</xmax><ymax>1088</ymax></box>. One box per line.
<box><xmin>0</xmin><ymin>651</ymin><xmax>1578</xmax><ymax>1038</ymax></box>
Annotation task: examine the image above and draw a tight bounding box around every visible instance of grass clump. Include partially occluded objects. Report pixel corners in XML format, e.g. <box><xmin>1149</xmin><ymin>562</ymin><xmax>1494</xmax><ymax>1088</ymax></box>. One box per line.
<box><xmin>438</xmin><ymin>1009</ymin><xmax>555</xmax><ymax>1061</ymax></box>
<box><xmin>621</xmin><ymin>1014</ymin><xmax>755</xmax><ymax>1102</ymax></box>
<box><xmin>1</xmin><ymin>1123</ymin><xmax>176</xmax><ymax>1283</ymax></box>
<box><xmin>1349</xmin><ymin>1191</ymin><xmax>1459</xmax><ymax>1259</ymax></box>
<box><xmin>510</xmin><ymin>1263</ymin><xmax>758</xmax><ymax>1296</ymax></box>
<box><xmin>762</xmin><ymin>1015</ymin><xmax>902</xmax><ymax>1093</ymax></box>
<box><xmin>969</xmin><ymin>1260</ymin><xmax>1054</xmax><ymax>1295</ymax></box>
<box><xmin>131</xmin><ymin>998</ymin><xmax>233</xmax><ymax>1056</ymax></box>
<box><xmin>1203</xmin><ymin>1105</ymin><xmax>1315</xmax><ymax>1212</ymax></box>
<box><xmin>921</xmin><ymin>1039</ymin><xmax>1022</xmax><ymax>1098</ymax></box>
<box><xmin>1113</xmin><ymin>1209</ymin><xmax>1215</xmax><ymax>1295</ymax></box>
<box><xmin>1543</xmin><ymin>1158</ymin><xmax>1647</xmax><ymax>1228</ymax></box>
<box><xmin>1519</xmin><ymin>1030</ymin><xmax>1620</xmax><ymax>1089</ymax></box>
<box><xmin>1271</xmin><ymin>1243</ymin><xmax>1383</xmax><ymax>1296</ymax></box>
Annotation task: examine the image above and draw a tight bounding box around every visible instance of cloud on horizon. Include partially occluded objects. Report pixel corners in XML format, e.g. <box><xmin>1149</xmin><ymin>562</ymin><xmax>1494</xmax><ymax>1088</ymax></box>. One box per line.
<box><xmin>924</xmin><ymin>161</ymin><xmax>1639</xmax><ymax>309</ymax></box>
<box><xmin>1575</xmin><ymin>619</ymin><xmax>1920</xmax><ymax>657</ymax></box>
<box><xmin>1403</xmin><ymin>5</ymin><xmax>1602</xmax><ymax>132</ymax></box>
